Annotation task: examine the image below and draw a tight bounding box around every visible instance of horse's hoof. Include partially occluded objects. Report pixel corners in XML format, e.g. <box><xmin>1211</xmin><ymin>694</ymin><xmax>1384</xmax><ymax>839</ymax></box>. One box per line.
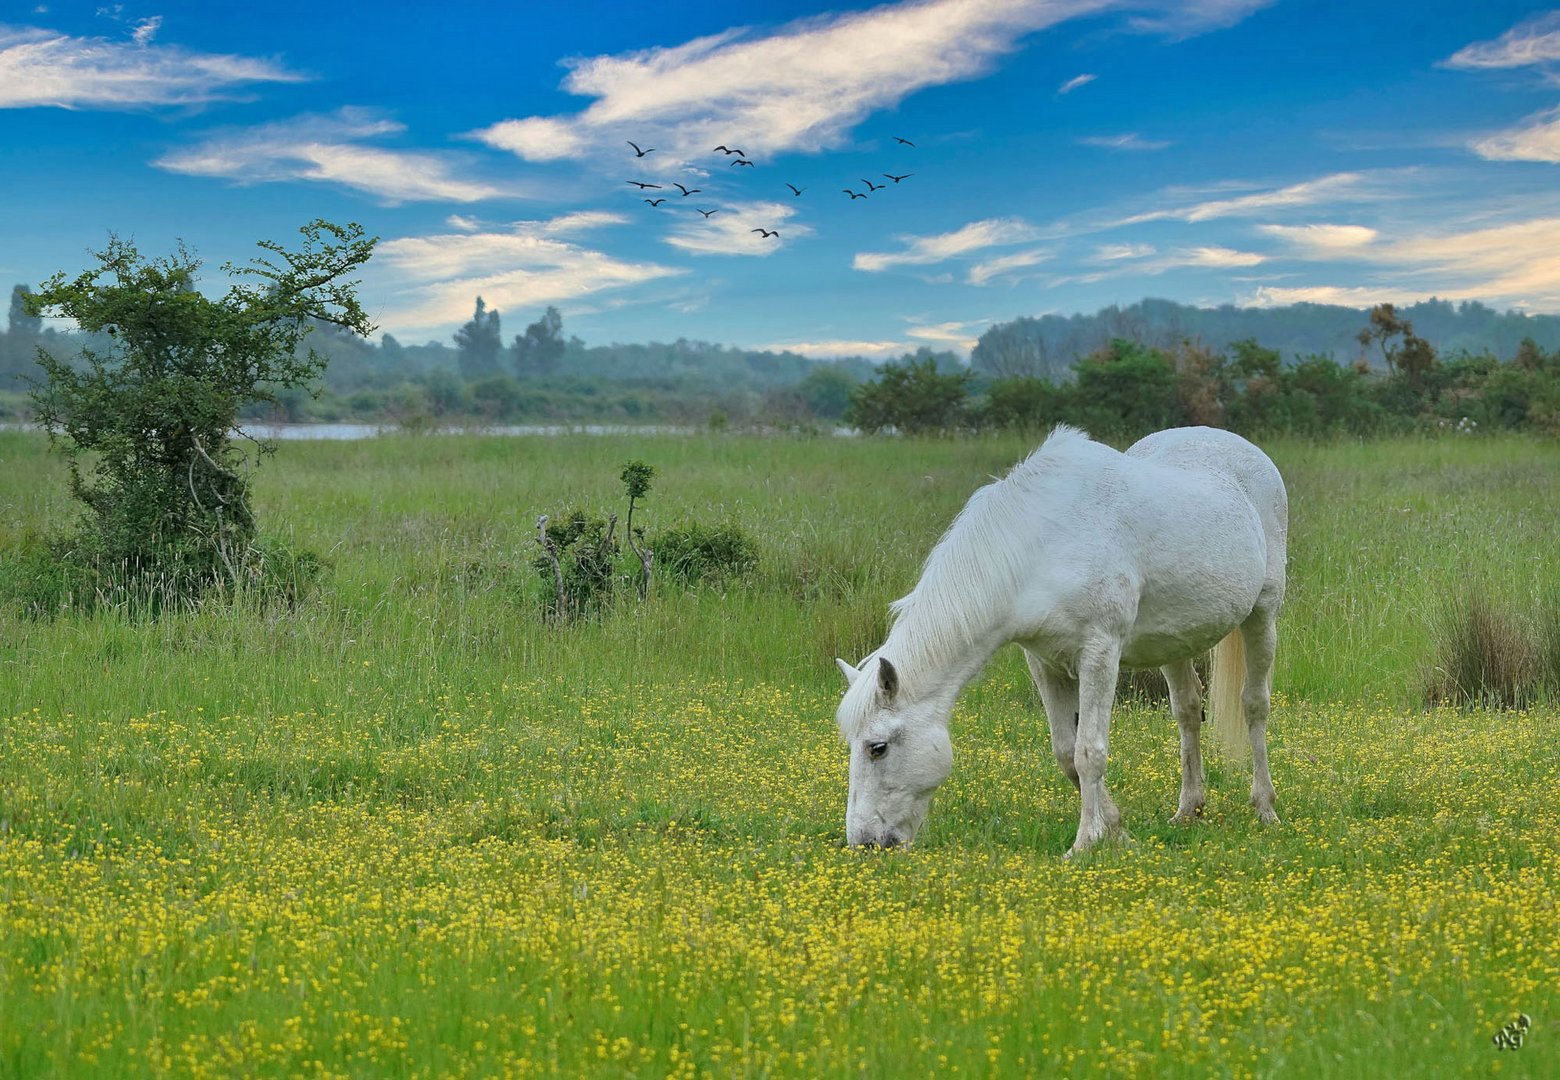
<box><xmin>1256</xmin><ymin>807</ymin><xmax>1280</xmax><ymax>825</ymax></box>
<box><xmin>1170</xmin><ymin>810</ymin><xmax>1205</xmax><ymax>826</ymax></box>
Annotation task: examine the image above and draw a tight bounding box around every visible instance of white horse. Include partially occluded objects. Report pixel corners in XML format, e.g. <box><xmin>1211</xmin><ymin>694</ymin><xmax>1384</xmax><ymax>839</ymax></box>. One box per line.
<box><xmin>834</xmin><ymin>425</ymin><xmax>1288</xmax><ymax>858</ymax></box>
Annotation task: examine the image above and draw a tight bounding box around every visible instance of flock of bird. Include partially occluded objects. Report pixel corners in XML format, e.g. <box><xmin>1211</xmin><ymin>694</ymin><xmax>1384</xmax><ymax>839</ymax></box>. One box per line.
<box><xmin>621</xmin><ymin>136</ymin><xmax>916</xmax><ymax>242</ymax></box>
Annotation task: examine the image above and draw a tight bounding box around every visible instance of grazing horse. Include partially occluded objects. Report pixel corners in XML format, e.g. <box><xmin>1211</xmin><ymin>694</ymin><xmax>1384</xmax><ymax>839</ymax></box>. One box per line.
<box><xmin>834</xmin><ymin>425</ymin><xmax>1288</xmax><ymax>858</ymax></box>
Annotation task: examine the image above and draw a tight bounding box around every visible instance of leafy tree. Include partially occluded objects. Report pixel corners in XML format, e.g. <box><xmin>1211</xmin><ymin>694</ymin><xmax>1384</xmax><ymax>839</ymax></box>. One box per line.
<box><xmin>1070</xmin><ymin>339</ymin><xmax>1182</xmax><ymax>440</ymax></box>
<box><xmin>846</xmin><ymin>355</ymin><xmax>972</xmax><ymax>434</ymax></box>
<box><xmin>795</xmin><ymin>363</ymin><xmax>857</xmax><ymax>420</ymax></box>
<box><xmin>975</xmin><ymin>376</ymin><xmax>1072</xmax><ymax>432</ymax></box>
<box><xmin>454</xmin><ymin>296</ymin><xmax>503</xmax><ymax>381</ymax></box>
<box><xmin>1357</xmin><ymin>302</ymin><xmax>1437</xmax><ymax>385</ymax></box>
<box><xmin>515</xmin><ymin>306</ymin><xmax>566</xmax><ymax>377</ymax></box>
<box><xmin>26</xmin><ymin>219</ymin><xmax>376</xmax><ymax>603</ymax></box>
<box><xmin>8</xmin><ymin>284</ymin><xmax>40</xmax><ymax>336</ymax></box>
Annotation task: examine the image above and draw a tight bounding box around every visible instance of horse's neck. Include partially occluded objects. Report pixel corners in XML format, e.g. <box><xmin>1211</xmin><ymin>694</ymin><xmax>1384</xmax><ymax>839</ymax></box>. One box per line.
<box><xmin>883</xmin><ymin>601</ymin><xmax>1007</xmax><ymax>709</ymax></box>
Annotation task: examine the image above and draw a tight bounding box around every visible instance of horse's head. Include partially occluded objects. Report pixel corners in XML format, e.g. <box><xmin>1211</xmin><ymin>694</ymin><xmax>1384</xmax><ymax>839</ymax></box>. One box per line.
<box><xmin>834</xmin><ymin>655</ymin><xmax>952</xmax><ymax>849</ymax></box>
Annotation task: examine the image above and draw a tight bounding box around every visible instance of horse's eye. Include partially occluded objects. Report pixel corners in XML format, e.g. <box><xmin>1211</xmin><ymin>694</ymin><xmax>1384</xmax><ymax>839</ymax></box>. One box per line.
<box><xmin>868</xmin><ymin>741</ymin><xmax>889</xmax><ymax>761</ymax></box>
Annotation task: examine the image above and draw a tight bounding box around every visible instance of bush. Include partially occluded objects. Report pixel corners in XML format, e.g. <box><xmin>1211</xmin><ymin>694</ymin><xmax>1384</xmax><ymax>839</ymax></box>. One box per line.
<box><xmin>847</xmin><ymin>355</ymin><xmax>972</xmax><ymax>435</ymax></box>
<box><xmin>654</xmin><ymin>523</ymin><xmax>759</xmax><ymax>585</ymax></box>
<box><xmin>533</xmin><ymin>510</ymin><xmax>620</xmax><ymax>620</ymax></box>
<box><xmin>1425</xmin><ymin>593</ymin><xmax>1557</xmax><ymax>709</ymax></box>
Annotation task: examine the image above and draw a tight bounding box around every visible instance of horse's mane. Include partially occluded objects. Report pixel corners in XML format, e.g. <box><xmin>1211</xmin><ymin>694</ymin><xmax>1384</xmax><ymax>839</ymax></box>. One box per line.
<box><xmin>881</xmin><ymin>424</ymin><xmax>1098</xmax><ymax>688</ymax></box>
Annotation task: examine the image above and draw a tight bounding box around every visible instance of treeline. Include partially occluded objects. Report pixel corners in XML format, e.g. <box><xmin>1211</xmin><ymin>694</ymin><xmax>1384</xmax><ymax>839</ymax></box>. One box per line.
<box><xmin>852</xmin><ymin>314</ymin><xmax>1560</xmax><ymax>439</ymax></box>
<box><xmin>970</xmin><ymin>297</ymin><xmax>1560</xmax><ymax>377</ymax></box>
<box><xmin>4</xmin><ymin>284</ymin><xmax>1558</xmax><ymax>434</ymax></box>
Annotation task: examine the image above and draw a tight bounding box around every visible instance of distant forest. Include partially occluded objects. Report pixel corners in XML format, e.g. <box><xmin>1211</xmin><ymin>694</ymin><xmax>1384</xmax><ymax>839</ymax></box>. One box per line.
<box><xmin>3</xmin><ymin>287</ymin><xmax>1558</xmax><ymax>428</ymax></box>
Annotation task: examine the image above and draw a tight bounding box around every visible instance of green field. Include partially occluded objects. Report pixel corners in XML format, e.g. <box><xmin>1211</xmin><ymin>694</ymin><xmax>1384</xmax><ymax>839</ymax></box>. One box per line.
<box><xmin>1</xmin><ymin>430</ymin><xmax>1557</xmax><ymax>1077</ymax></box>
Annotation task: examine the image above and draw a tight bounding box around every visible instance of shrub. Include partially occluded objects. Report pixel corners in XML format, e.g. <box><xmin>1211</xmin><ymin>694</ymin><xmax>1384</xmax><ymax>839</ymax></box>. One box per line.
<box><xmin>533</xmin><ymin>510</ymin><xmax>620</xmax><ymax>621</ymax></box>
<box><xmin>847</xmin><ymin>355</ymin><xmax>972</xmax><ymax>435</ymax></box>
<box><xmin>654</xmin><ymin>523</ymin><xmax>760</xmax><ymax>585</ymax></box>
<box><xmin>1425</xmin><ymin>593</ymin><xmax>1552</xmax><ymax>709</ymax></box>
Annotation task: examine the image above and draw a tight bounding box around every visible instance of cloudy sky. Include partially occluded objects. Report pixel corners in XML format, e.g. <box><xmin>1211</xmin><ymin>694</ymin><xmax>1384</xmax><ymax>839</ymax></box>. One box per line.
<box><xmin>3</xmin><ymin>1</ymin><xmax>1559</xmax><ymax>358</ymax></box>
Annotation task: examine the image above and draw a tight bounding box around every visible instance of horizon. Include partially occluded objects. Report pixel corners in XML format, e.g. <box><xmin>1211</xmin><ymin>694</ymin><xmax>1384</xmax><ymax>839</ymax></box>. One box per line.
<box><xmin>4</xmin><ymin>1</ymin><xmax>1559</xmax><ymax>360</ymax></box>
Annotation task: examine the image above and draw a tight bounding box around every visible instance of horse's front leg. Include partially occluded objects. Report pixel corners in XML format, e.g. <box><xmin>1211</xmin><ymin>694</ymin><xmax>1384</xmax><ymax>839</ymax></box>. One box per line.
<box><xmin>1022</xmin><ymin>649</ymin><xmax>1079</xmax><ymax>790</ymax></box>
<box><xmin>1068</xmin><ymin>636</ymin><xmax>1127</xmax><ymax>858</ymax></box>
<box><xmin>1162</xmin><ymin>658</ymin><xmax>1206</xmax><ymax>823</ymax></box>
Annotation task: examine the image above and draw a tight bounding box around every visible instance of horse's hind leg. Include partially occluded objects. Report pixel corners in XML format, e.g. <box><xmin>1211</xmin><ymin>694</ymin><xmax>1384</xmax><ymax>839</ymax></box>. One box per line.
<box><xmin>1162</xmin><ymin>658</ymin><xmax>1206</xmax><ymax>823</ymax></box>
<box><xmin>1022</xmin><ymin>648</ymin><xmax>1079</xmax><ymax>790</ymax></box>
<box><xmin>1240</xmin><ymin>609</ymin><xmax>1280</xmax><ymax>824</ymax></box>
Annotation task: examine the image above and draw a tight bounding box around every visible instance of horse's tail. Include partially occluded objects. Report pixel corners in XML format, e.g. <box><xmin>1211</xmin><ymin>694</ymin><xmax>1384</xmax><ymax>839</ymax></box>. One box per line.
<box><xmin>1208</xmin><ymin>628</ymin><xmax>1249</xmax><ymax>759</ymax></box>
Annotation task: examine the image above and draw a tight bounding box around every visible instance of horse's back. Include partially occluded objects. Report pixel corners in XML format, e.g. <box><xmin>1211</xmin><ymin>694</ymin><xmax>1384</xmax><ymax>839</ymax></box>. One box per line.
<box><xmin>1126</xmin><ymin>426</ymin><xmax>1288</xmax><ymax>613</ymax></box>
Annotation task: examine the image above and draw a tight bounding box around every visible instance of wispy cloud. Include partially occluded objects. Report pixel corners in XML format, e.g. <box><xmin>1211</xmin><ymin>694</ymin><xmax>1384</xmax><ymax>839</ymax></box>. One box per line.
<box><xmin>1120</xmin><ymin>171</ymin><xmax>1371</xmax><ymax>224</ymax></box>
<box><xmin>1443</xmin><ymin>11</ymin><xmax>1560</xmax><ymax>70</ymax></box>
<box><xmin>1093</xmin><ymin>242</ymin><xmax>1157</xmax><ymax>260</ymax></box>
<box><xmin>1245</xmin><ymin>215</ymin><xmax>1560</xmax><ymax>310</ymax></box>
<box><xmin>1239</xmin><ymin>284</ymin><xmax>1441</xmax><ymax>308</ymax></box>
<box><xmin>474</xmin><ymin>0</ymin><xmax>1266</xmax><ymax>165</ymax></box>
<box><xmin>131</xmin><ymin>15</ymin><xmax>160</xmax><ymax>46</ymax></box>
<box><xmin>755</xmin><ymin>338</ymin><xmax>911</xmax><ymax>361</ymax></box>
<box><xmin>1470</xmin><ymin>106</ymin><xmax>1560</xmax><ymax>163</ymax></box>
<box><xmin>156</xmin><ymin>108</ymin><xmax>515</xmax><ymax>203</ymax></box>
<box><xmin>375</xmin><ymin>214</ymin><xmax>682</xmax><ymax>336</ymax></box>
<box><xmin>854</xmin><ymin>217</ymin><xmax>1043</xmax><ymax>273</ymax></box>
<box><xmin>0</xmin><ymin>22</ymin><xmax>302</xmax><ymax>108</ymax></box>
<box><xmin>1079</xmin><ymin>132</ymin><xmax>1172</xmax><ymax>151</ymax></box>
<box><xmin>1124</xmin><ymin>0</ymin><xmax>1276</xmax><ymax>38</ymax></box>
<box><xmin>662</xmin><ymin>200</ymin><xmax>811</xmax><ymax>256</ymax></box>
<box><xmin>1257</xmin><ymin>223</ymin><xmax>1378</xmax><ymax>252</ymax></box>
<box><xmin>1057</xmin><ymin>73</ymin><xmax>1096</xmax><ymax>95</ymax></box>
<box><xmin>967</xmin><ymin>248</ymin><xmax>1050</xmax><ymax>285</ymax></box>
<box><xmin>906</xmin><ymin>320</ymin><xmax>985</xmax><ymax>352</ymax></box>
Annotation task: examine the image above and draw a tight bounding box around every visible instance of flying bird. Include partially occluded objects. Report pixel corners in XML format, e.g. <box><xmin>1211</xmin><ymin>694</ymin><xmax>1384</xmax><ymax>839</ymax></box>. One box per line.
<box><xmin>860</xmin><ymin>178</ymin><xmax>883</xmax><ymax>192</ymax></box>
<box><xmin>627</xmin><ymin>180</ymin><xmax>662</xmax><ymax>190</ymax></box>
<box><xmin>643</xmin><ymin>198</ymin><xmax>666</xmax><ymax>207</ymax></box>
<box><xmin>672</xmin><ymin>183</ymin><xmax>701</xmax><ymax>196</ymax></box>
<box><xmin>751</xmin><ymin>228</ymin><xmax>779</xmax><ymax>238</ymax></box>
<box><xmin>713</xmin><ymin>145</ymin><xmax>745</xmax><ymax>156</ymax></box>
<box><xmin>843</xmin><ymin>189</ymin><xmax>867</xmax><ymax>199</ymax></box>
<box><xmin>883</xmin><ymin>172</ymin><xmax>913</xmax><ymax>183</ymax></box>
<box><xmin>627</xmin><ymin>140</ymin><xmax>655</xmax><ymax>157</ymax></box>
<box><xmin>696</xmin><ymin>208</ymin><xmax>719</xmax><ymax>218</ymax></box>
<box><xmin>785</xmin><ymin>183</ymin><xmax>806</xmax><ymax>196</ymax></box>
<box><xmin>893</xmin><ymin>136</ymin><xmax>915</xmax><ymax>147</ymax></box>
<box><xmin>731</xmin><ymin>158</ymin><xmax>754</xmax><ymax>167</ymax></box>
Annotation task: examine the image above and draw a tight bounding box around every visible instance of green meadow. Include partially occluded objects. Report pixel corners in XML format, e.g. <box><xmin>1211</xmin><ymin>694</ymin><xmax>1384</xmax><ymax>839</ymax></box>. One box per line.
<box><xmin>1</xmin><ymin>429</ymin><xmax>1556</xmax><ymax>1077</ymax></box>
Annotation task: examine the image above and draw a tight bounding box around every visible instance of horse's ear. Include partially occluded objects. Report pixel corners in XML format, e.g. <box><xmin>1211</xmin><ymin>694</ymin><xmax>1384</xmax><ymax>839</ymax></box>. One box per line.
<box><xmin>877</xmin><ymin>657</ymin><xmax>899</xmax><ymax>700</ymax></box>
<box><xmin>835</xmin><ymin>657</ymin><xmax>861</xmax><ymax>687</ymax></box>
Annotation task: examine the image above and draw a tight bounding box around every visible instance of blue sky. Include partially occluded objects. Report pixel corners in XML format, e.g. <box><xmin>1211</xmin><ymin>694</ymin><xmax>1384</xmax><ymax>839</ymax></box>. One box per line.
<box><xmin>3</xmin><ymin>1</ymin><xmax>1559</xmax><ymax>359</ymax></box>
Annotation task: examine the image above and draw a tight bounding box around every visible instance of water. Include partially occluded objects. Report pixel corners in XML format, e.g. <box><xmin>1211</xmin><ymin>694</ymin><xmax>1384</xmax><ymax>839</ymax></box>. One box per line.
<box><xmin>1</xmin><ymin>421</ymin><xmax>696</xmax><ymax>441</ymax></box>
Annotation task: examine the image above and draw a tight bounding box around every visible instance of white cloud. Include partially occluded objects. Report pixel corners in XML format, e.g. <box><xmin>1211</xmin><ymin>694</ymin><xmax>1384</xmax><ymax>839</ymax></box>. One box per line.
<box><xmin>1125</xmin><ymin>0</ymin><xmax>1276</xmax><ymax>37</ymax></box>
<box><xmin>1444</xmin><ymin>12</ymin><xmax>1560</xmax><ymax>70</ymax></box>
<box><xmin>1243</xmin><ymin>216</ymin><xmax>1560</xmax><ymax>311</ymax></box>
<box><xmin>131</xmin><ymin>15</ymin><xmax>160</xmax><ymax>46</ymax></box>
<box><xmin>156</xmin><ymin>108</ymin><xmax>514</xmax><ymax>203</ymax></box>
<box><xmin>1058</xmin><ymin>73</ymin><xmax>1096</xmax><ymax>95</ymax></box>
<box><xmin>1175</xmin><ymin>246</ymin><xmax>1265</xmax><ymax>268</ymax></box>
<box><xmin>1093</xmin><ymin>242</ymin><xmax>1156</xmax><ymax>260</ymax></box>
<box><xmin>662</xmin><ymin>199</ymin><xmax>811</xmax><ymax>256</ymax></box>
<box><xmin>906</xmin><ymin>320</ymin><xmax>983</xmax><ymax>352</ymax></box>
<box><xmin>1121</xmin><ymin>171</ymin><xmax>1370</xmax><ymax>224</ymax></box>
<box><xmin>1239</xmin><ymin>284</ymin><xmax>1440</xmax><ymax>308</ymax></box>
<box><xmin>757</xmin><ymin>338</ymin><xmax>910</xmax><ymax>360</ymax></box>
<box><xmin>375</xmin><ymin>215</ymin><xmax>684</xmax><ymax>336</ymax></box>
<box><xmin>1079</xmin><ymin>132</ymin><xmax>1172</xmax><ymax>151</ymax></box>
<box><xmin>0</xmin><ymin>23</ymin><xmax>302</xmax><ymax>108</ymax></box>
<box><xmin>967</xmin><ymin>248</ymin><xmax>1050</xmax><ymax>285</ymax></box>
<box><xmin>1257</xmin><ymin>223</ymin><xmax>1378</xmax><ymax>252</ymax></box>
<box><xmin>474</xmin><ymin>0</ymin><xmax>1264</xmax><ymax>166</ymax></box>
<box><xmin>854</xmin><ymin>217</ymin><xmax>1043</xmax><ymax>273</ymax></box>
<box><xmin>1471</xmin><ymin>106</ymin><xmax>1560</xmax><ymax>163</ymax></box>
